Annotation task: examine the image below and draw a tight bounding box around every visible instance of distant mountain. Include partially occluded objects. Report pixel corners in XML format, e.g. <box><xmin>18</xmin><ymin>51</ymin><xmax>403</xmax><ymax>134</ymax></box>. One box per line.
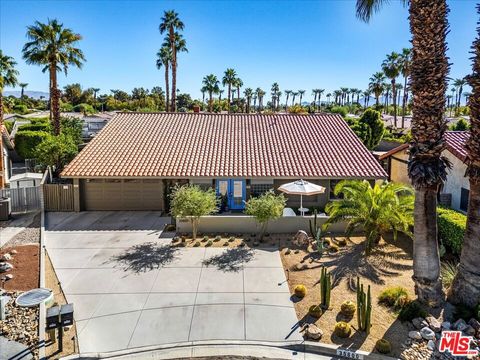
<box><xmin>4</xmin><ymin>91</ymin><xmax>49</xmax><ymax>100</ymax></box>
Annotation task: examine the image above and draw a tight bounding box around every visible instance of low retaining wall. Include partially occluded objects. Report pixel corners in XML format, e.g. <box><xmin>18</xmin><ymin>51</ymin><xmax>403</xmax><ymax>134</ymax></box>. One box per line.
<box><xmin>176</xmin><ymin>215</ymin><xmax>347</xmax><ymax>234</ymax></box>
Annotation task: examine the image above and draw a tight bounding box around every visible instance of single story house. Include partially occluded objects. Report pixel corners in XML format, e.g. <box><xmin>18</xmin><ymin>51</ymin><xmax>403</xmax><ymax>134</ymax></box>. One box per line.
<box><xmin>61</xmin><ymin>112</ymin><xmax>387</xmax><ymax>212</ymax></box>
<box><xmin>9</xmin><ymin>172</ymin><xmax>43</xmax><ymax>188</ymax></box>
<box><xmin>379</xmin><ymin>131</ymin><xmax>470</xmax><ymax>212</ymax></box>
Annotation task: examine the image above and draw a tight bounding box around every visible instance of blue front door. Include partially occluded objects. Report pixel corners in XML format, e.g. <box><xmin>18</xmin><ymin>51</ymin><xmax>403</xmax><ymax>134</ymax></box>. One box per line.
<box><xmin>217</xmin><ymin>179</ymin><xmax>246</xmax><ymax>210</ymax></box>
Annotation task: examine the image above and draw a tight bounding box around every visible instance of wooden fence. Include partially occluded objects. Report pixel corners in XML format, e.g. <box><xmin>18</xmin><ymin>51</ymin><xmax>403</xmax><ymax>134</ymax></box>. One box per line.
<box><xmin>0</xmin><ymin>186</ymin><xmax>41</xmax><ymax>213</ymax></box>
<box><xmin>43</xmin><ymin>184</ymin><xmax>74</xmax><ymax>212</ymax></box>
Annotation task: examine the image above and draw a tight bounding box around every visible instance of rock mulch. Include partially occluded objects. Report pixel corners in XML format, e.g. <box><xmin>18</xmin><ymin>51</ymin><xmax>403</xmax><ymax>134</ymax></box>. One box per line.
<box><xmin>400</xmin><ymin>316</ymin><xmax>480</xmax><ymax>360</ymax></box>
<box><xmin>0</xmin><ymin>291</ymin><xmax>39</xmax><ymax>358</ymax></box>
<box><xmin>2</xmin><ymin>213</ymin><xmax>41</xmax><ymax>248</ymax></box>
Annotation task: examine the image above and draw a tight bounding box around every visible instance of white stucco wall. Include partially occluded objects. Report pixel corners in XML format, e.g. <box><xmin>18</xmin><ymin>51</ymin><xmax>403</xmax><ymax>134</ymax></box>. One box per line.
<box><xmin>442</xmin><ymin>150</ymin><xmax>469</xmax><ymax>212</ymax></box>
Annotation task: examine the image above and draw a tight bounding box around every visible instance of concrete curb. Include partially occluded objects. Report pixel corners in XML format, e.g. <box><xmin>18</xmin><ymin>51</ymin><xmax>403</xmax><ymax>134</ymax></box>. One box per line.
<box><xmin>59</xmin><ymin>339</ymin><xmax>400</xmax><ymax>360</ymax></box>
<box><xmin>38</xmin><ymin>200</ymin><xmax>46</xmax><ymax>359</ymax></box>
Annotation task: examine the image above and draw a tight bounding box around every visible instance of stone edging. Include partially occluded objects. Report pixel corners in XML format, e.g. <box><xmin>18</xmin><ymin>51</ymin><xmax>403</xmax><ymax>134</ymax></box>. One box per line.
<box><xmin>59</xmin><ymin>339</ymin><xmax>399</xmax><ymax>360</ymax></box>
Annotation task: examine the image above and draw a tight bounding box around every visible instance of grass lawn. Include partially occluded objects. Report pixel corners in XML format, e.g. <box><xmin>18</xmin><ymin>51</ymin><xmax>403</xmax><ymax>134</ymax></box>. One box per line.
<box><xmin>280</xmin><ymin>234</ymin><xmax>415</xmax><ymax>357</ymax></box>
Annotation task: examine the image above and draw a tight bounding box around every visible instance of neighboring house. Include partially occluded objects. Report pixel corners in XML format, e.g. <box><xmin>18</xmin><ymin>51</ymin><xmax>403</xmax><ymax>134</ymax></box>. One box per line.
<box><xmin>1</xmin><ymin>125</ymin><xmax>15</xmax><ymax>188</ymax></box>
<box><xmin>61</xmin><ymin>112</ymin><xmax>387</xmax><ymax>212</ymax></box>
<box><xmin>379</xmin><ymin>131</ymin><xmax>470</xmax><ymax>212</ymax></box>
<box><xmin>9</xmin><ymin>172</ymin><xmax>43</xmax><ymax>188</ymax></box>
<box><xmin>82</xmin><ymin>114</ymin><xmax>113</xmax><ymax>140</ymax></box>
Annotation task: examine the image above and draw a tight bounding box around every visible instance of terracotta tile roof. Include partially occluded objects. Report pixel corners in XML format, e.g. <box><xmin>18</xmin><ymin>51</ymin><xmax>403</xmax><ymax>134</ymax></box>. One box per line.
<box><xmin>61</xmin><ymin>112</ymin><xmax>387</xmax><ymax>179</ymax></box>
<box><xmin>378</xmin><ymin>131</ymin><xmax>470</xmax><ymax>162</ymax></box>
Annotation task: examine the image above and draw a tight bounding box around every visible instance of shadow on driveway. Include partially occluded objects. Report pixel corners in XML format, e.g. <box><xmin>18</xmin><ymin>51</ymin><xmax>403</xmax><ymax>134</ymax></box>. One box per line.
<box><xmin>107</xmin><ymin>243</ymin><xmax>179</xmax><ymax>273</ymax></box>
<box><xmin>202</xmin><ymin>247</ymin><xmax>255</xmax><ymax>272</ymax></box>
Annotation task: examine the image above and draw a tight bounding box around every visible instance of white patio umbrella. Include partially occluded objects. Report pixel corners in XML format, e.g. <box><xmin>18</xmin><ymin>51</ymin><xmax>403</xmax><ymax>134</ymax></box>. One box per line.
<box><xmin>278</xmin><ymin>179</ymin><xmax>326</xmax><ymax>216</ymax></box>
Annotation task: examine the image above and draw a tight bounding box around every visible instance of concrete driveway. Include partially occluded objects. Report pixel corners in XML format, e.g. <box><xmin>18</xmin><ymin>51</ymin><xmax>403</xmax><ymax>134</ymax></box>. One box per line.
<box><xmin>45</xmin><ymin>212</ymin><xmax>302</xmax><ymax>354</ymax></box>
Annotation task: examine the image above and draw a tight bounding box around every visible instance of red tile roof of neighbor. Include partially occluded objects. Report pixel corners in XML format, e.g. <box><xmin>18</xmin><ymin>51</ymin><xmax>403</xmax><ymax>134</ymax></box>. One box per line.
<box><xmin>61</xmin><ymin>112</ymin><xmax>387</xmax><ymax>179</ymax></box>
<box><xmin>378</xmin><ymin>131</ymin><xmax>470</xmax><ymax>162</ymax></box>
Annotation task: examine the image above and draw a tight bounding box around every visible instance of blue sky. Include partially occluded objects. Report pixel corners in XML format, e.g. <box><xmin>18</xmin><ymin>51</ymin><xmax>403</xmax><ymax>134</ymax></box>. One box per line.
<box><xmin>1</xmin><ymin>0</ymin><xmax>477</xmax><ymax>101</ymax></box>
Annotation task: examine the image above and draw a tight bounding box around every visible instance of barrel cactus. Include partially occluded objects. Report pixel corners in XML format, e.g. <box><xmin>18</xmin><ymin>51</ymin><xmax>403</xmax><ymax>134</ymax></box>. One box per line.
<box><xmin>334</xmin><ymin>321</ymin><xmax>351</xmax><ymax>338</ymax></box>
<box><xmin>308</xmin><ymin>304</ymin><xmax>322</xmax><ymax>318</ymax></box>
<box><xmin>294</xmin><ymin>284</ymin><xmax>307</xmax><ymax>298</ymax></box>
<box><xmin>375</xmin><ymin>339</ymin><xmax>391</xmax><ymax>354</ymax></box>
<box><xmin>340</xmin><ymin>300</ymin><xmax>356</xmax><ymax>316</ymax></box>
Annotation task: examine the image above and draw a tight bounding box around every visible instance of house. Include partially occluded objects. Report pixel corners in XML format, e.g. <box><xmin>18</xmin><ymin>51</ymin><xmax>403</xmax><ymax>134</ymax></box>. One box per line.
<box><xmin>9</xmin><ymin>172</ymin><xmax>43</xmax><ymax>188</ymax></box>
<box><xmin>81</xmin><ymin>114</ymin><xmax>114</xmax><ymax>140</ymax></box>
<box><xmin>379</xmin><ymin>131</ymin><xmax>470</xmax><ymax>212</ymax></box>
<box><xmin>1</xmin><ymin>125</ymin><xmax>14</xmax><ymax>188</ymax></box>
<box><xmin>61</xmin><ymin>112</ymin><xmax>387</xmax><ymax>212</ymax></box>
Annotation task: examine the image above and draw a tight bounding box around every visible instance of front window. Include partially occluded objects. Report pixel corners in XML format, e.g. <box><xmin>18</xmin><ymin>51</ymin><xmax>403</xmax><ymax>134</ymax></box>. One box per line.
<box><xmin>250</xmin><ymin>183</ymin><xmax>273</xmax><ymax>197</ymax></box>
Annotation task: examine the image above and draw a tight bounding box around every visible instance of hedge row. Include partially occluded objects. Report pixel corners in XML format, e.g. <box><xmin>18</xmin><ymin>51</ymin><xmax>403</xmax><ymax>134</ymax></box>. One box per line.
<box><xmin>14</xmin><ymin>130</ymin><xmax>50</xmax><ymax>160</ymax></box>
<box><xmin>19</xmin><ymin>123</ymin><xmax>51</xmax><ymax>132</ymax></box>
<box><xmin>437</xmin><ymin>206</ymin><xmax>466</xmax><ymax>255</ymax></box>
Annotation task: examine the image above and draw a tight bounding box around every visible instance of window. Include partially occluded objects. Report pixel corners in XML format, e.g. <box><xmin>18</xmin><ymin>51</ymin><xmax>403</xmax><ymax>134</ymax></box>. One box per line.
<box><xmin>250</xmin><ymin>184</ymin><xmax>273</xmax><ymax>197</ymax></box>
<box><xmin>460</xmin><ymin>187</ymin><xmax>469</xmax><ymax>212</ymax></box>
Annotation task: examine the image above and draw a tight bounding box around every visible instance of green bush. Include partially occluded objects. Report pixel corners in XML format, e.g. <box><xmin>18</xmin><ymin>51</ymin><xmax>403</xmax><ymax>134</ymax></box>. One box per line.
<box><xmin>73</xmin><ymin>103</ymin><xmax>95</xmax><ymax>114</ymax></box>
<box><xmin>14</xmin><ymin>130</ymin><xmax>50</xmax><ymax>159</ymax></box>
<box><xmin>35</xmin><ymin>134</ymin><xmax>78</xmax><ymax>171</ymax></box>
<box><xmin>329</xmin><ymin>106</ymin><xmax>348</xmax><ymax>117</ymax></box>
<box><xmin>4</xmin><ymin>121</ymin><xmax>14</xmax><ymax>133</ymax></box>
<box><xmin>437</xmin><ymin>207</ymin><xmax>466</xmax><ymax>255</ymax></box>
<box><xmin>398</xmin><ymin>301</ymin><xmax>427</xmax><ymax>322</ymax></box>
<box><xmin>378</xmin><ymin>286</ymin><xmax>409</xmax><ymax>309</ymax></box>
<box><xmin>13</xmin><ymin>104</ymin><xmax>29</xmax><ymax>114</ymax></box>
<box><xmin>440</xmin><ymin>261</ymin><xmax>458</xmax><ymax>289</ymax></box>
<box><xmin>19</xmin><ymin>123</ymin><xmax>51</xmax><ymax>132</ymax></box>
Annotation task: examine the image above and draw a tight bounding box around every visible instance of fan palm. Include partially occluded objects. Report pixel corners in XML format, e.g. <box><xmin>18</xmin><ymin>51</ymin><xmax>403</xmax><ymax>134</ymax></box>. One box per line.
<box><xmin>312</xmin><ymin>89</ymin><xmax>318</xmax><ymax>109</ymax></box>
<box><xmin>292</xmin><ymin>91</ymin><xmax>298</xmax><ymax>106</ymax></box>
<box><xmin>298</xmin><ymin>90</ymin><xmax>305</xmax><ymax>106</ymax></box>
<box><xmin>222</xmin><ymin>68</ymin><xmax>237</xmax><ymax>111</ymax></box>
<box><xmin>19</xmin><ymin>82</ymin><xmax>28</xmax><ymax>98</ymax></box>
<box><xmin>317</xmin><ymin>89</ymin><xmax>325</xmax><ymax>109</ymax></box>
<box><xmin>256</xmin><ymin>88</ymin><xmax>265</xmax><ymax>111</ymax></box>
<box><xmin>200</xmin><ymin>86</ymin><xmax>206</xmax><ymax>104</ymax></box>
<box><xmin>382</xmin><ymin>52</ymin><xmax>401</xmax><ymax>127</ymax></box>
<box><xmin>202</xmin><ymin>74</ymin><xmax>219</xmax><ymax>112</ymax></box>
<box><xmin>324</xmin><ymin>180</ymin><xmax>414</xmax><ymax>256</ymax></box>
<box><xmin>340</xmin><ymin>87</ymin><xmax>349</xmax><ymax>105</ymax></box>
<box><xmin>453</xmin><ymin>78</ymin><xmax>467</xmax><ymax>109</ymax></box>
<box><xmin>159</xmin><ymin>10</ymin><xmax>184</xmax><ymax>112</ymax></box>
<box><xmin>357</xmin><ymin>0</ymin><xmax>450</xmax><ymax>306</ymax></box>
<box><xmin>449</xmin><ymin>5</ymin><xmax>480</xmax><ymax>308</ymax></box>
<box><xmin>22</xmin><ymin>19</ymin><xmax>85</xmax><ymax>135</ymax></box>
<box><xmin>271</xmin><ymin>82</ymin><xmax>280</xmax><ymax>110</ymax></box>
<box><xmin>369</xmin><ymin>72</ymin><xmax>386</xmax><ymax>107</ymax></box>
<box><xmin>0</xmin><ymin>51</ymin><xmax>19</xmax><ymax>188</ymax></box>
<box><xmin>285</xmin><ymin>90</ymin><xmax>292</xmax><ymax>111</ymax></box>
<box><xmin>235</xmin><ymin>77</ymin><xmax>243</xmax><ymax>102</ymax></box>
<box><xmin>399</xmin><ymin>48</ymin><xmax>412</xmax><ymax>127</ymax></box>
<box><xmin>156</xmin><ymin>45</ymin><xmax>172</xmax><ymax>111</ymax></box>
<box><xmin>326</xmin><ymin>93</ymin><xmax>331</xmax><ymax>105</ymax></box>
<box><xmin>363</xmin><ymin>89</ymin><xmax>371</xmax><ymax>108</ymax></box>
<box><xmin>333</xmin><ymin>90</ymin><xmax>342</xmax><ymax>105</ymax></box>
<box><xmin>244</xmin><ymin>87</ymin><xmax>253</xmax><ymax>113</ymax></box>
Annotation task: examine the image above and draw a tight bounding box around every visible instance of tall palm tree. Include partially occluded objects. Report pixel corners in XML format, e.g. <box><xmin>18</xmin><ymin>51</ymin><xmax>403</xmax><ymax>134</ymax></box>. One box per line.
<box><xmin>312</xmin><ymin>89</ymin><xmax>318</xmax><ymax>110</ymax></box>
<box><xmin>271</xmin><ymin>82</ymin><xmax>280</xmax><ymax>110</ymax></box>
<box><xmin>244</xmin><ymin>87</ymin><xmax>253</xmax><ymax>113</ymax></box>
<box><xmin>384</xmin><ymin>83</ymin><xmax>392</xmax><ymax>111</ymax></box>
<box><xmin>382</xmin><ymin>51</ymin><xmax>401</xmax><ymax>127</ymax></box>
<box><xmin>326</xmin><ymin>93</ymin><xmax>332</xmax><ymax>105</ymax></box>
<box><xmin>22</xmin><ymin>19</ymin><xmax>85</xmax><ymax>135</ymax></box>
<box><xmin>463</xmin><ymin>91</ymin><xmax>471</xmax><ymax>104</ymax></box>
<box><xmin>340</xmin><ymin>87</ymin><xmax>349</xmax><ymax>105</ymax></box>
<box><xmin>156</xmin><ymin>45</ymin><xmax>172</xmax><ymax>112</ymax></box>
<box><xmin>222</xmin><ymin>68</ymin><xmax>237</xmax><ymax>111</ymax></box>
<box><xmin>19</xmin><ymin>82</ymin><xmax>28</xmax><ymax>98</ymax></box>
<box><xmin>298</xmin><ymin>90</ymin><xmax>305</xmax><ymax>106</ymax></box>
<box><xmin>235</xmin><ymin>77</ymin><xmax>243</xmax><ymax>102</ymax></box>
<box><xmin>159</xmin><ymin>10</ymin><xmax>185</xmax><ymax>112</ymax></box>
<box><xmin>161</xmin><ymin>32</ymin><xmax>187</xmax><ymax>111</ymax></box>
<box><xmin>453</xmin><ymin>77</ymin><xmax>467</xmax><ymax>109</ymax></box>
<box><xmin>200</xmin><ymin>86</ymin><xmax>206</xmax><ymax>104</ymax></box>
<box><xmin>202</xmin><ymin>74</ymin><xmax>219</xmax><ymax>112</ymax></box>
<box><xmin>318</xmin><ymin>89</ymin><xmax>325</xmax><ymax>109</ymax></box>
<box><xmin>0</xmin><ymin>51</ymin><xmax>19</xmax><ymax>188</ymax></box>
<box><xmin>257</xmin><ymin>89</ymin><xmax>266</xmax><ymax>111</ymax></box>
<box><xmin>218</xmin><ymin>89</ymin><xmax>224</xmax><ymax>101</ymax></box>
<box><xmin>284</xmin><ymin>90</ymin><xmax>292</xmax><ymax>111</ymax></box>
<box><xmin>252</xmin><ymin>94</ymin><xmax>257</xmax><ymax>111</ymax></box>
<box><xmin>325</xmin><ymin>180</ymin><xmax>414</xmax><ymax>256</ymax></box>
<box><xmin>333</xmin><ymin>90</ymin><xmax>342</xmax><ymax>105</ymax></box>
<box><xmin>363</xmin><ymin>89</ymin><xmax>371</xmax><ymax>108</ymax></box>
<box><xmin>399</xmin><ymin>48</ymin><xmax>412</xmax><ymax>128</ymax></box>
<box><xmin>357</xmin><ymin>0</ymin><xmax>450</xmax><ymax>306</ymax></box>
<box><xmin>369</xmin><ymin>72</ymin><xmax>386</xmax><ymax>107</ymax></box>
<box><xmin>449</xmin><ymin>5</ymin><xmax>480</xmax><ymax>308</ymax></box>
<box><xmin>276</xmin><ymin>91</ymin><xmax>282</xmax><ymax>112</ymax></box>
<box><xmin>446</xmin><ymin>94</ymin><xmax>453</xmax><ymax>116</ymax></box>
<box><xmin>291</xmin><ymin>92</ymin><xmax>298</xmax><ymax>106</ymax></box>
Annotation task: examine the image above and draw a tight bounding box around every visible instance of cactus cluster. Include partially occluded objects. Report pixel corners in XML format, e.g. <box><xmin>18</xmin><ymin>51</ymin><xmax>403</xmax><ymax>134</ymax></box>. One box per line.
<box><xmin>356</xmin><ymin>277</ymin><xmax>372</xmax><ymax>334</ymax></box>
<box><xmin>320</xmin><ymin>267</ymin><xmax>331</xmax><ymax>309</ymax></box>
<box><xmin>334</xmin><ymin>321</ymin><xmax>351</xmax><ymax>338</ymax></box>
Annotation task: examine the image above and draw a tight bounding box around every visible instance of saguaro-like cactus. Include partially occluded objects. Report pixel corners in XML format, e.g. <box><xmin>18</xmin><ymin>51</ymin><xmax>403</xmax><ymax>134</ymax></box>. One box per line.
<box><xmin>320</xmin><ymin>266</ymin><xmax>331</xmax><ymax>309</ymax></box>
<box><xmin>309</xmin><ymin>209</ymin><xmax>319</xmax><ymax>237</ymax></box>
<box><xmin>315</xmin><ymin>228</ymin><xmax>324</xmax><ymax>256</ymax></box>
<box><xmin>356</xmin><ymin>277</ymin><xmax>372</xmax><ymax>334</ymax></box>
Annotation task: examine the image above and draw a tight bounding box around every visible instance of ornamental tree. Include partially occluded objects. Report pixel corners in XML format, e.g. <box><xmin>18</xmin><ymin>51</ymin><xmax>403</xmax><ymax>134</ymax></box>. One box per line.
<box><xmin>169</xmin><ymin>184</ymin><xmax>218</xmax><ymax>239</ymax></box>
<box><xmin>245</xmin><ymin>190</ymin><xmax>286</xmax><ymax>240</ymax></box>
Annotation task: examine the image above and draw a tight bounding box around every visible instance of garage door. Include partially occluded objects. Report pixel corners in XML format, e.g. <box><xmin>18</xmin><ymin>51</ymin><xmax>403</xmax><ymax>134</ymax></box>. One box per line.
<box><xmin>82</xmin><ymin>179</ymin><xmax>164</xmax><ymax>210</ymax></box>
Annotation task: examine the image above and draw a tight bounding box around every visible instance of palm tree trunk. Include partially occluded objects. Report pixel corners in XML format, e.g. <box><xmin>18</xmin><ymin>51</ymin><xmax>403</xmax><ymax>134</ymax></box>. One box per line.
<box><xmin>209</xmin><ymin>92</ymin><xmax>213</xmax><ymax>112</ymax></box>
<box><xmin>165</xmin><ymin>65</ymin><xmax>170</xmax><ymax>112</ymax></box>
<box><xmin>227</xmin><ymin>85</ymin><xmax>231</xmax><ymax>112</ymax></box>
<box><xmin>285</xmin><ymin>95</ymin><xmax>289</xmax><ymax>111</ymax></box>
<box><xmin>449</xmin><ymin>181</ymin><xmax>480</xmax><ymax>307</ymax></box>
<box><xmin>50</xmin><ymin>63</ymin><xmax>60</xmax><ymax>135</ymax></box>
<box><xmin>392</xmin><ymin>79</ymin><xmax>397</xmax><ymax>128</ymax></box>
<box><xmin>402</xmin><ymin>75</ymin><xmax>408</xmax><ymax>128</ymax></box>
<box><xmin>170</xmin><ymin>26</ymin><xmax>177</xmax><ymax>112</ymax></box>
<box><xmin>0</xmin><ymin>91</ymin><xmax>4</xmax><ymax>188</ymax></box>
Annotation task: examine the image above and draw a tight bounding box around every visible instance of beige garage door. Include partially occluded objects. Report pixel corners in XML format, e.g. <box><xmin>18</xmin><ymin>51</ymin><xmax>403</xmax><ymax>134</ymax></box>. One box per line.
<box><xmin>82</xmin><ymin>179</ymin><xmax>164</xmax><ymax>210</ymax></box>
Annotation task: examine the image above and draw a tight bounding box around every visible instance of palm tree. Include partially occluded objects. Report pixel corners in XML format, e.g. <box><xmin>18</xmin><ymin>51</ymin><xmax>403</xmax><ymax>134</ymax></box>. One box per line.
<box><xmin>244</xmin><ymin>87</ymin><xmax>253</xmax><ymax>113</ymax></box>
<box><xmin>19</xmin><ymin>82</ymin><xmax>28</xmax><ymax>98</ymax></box>
<box><xmin>317</xmin><ymin>89</ymin><xmax>325</xmax><ymax>110</ymax></box>
<box><xmin>222</xmin><ymin>68</ymin><xmax>237</xmax><ymax>111</ymax></box>
<box><xmin>291</xmin><ymin>92</ymin><xmax>298</xmax><ymax>106</ymax></box>
<box><xmin>369</xmin><ymin>72</ymin><xmax>386</xmax><ymax>107</ymax></box>
<box><xmin>312</xmin><ymin>89</ymin><xmax>318</xmax><ymax>110</ymax></box>
<box><xmin>235</xmin><ymin>77</ymin><xmax>243</xmax><ymax>102</ymax></box>
<box><xmin>339</xmin><ymin>87</ymin><xmax>348</xmax><ymax>105</ymax></box>
<box><xmin>449</xmin><ymin>5</ymin><xmax>480</xmax><ymax>308</ymax></box>
<box><xmin>218</xmin><ymin>89</ymin><xmax>224</xmax><ymax>101</ymax></box>
<box><xmin>161</xmin><ymin>32</ymin><xmax>187</xmax><ymax>111</ymax></box>
<box><xmin>363</xmin><ymin>89</ymin><xmax>371</xmax><ymax>108</ymax></box>
<box><xmin>357</xmin><ymin>0</ymin><xmax>450</xmax><ymax>306</ymax></box>
<box><xmin>453</xmin><ymin>77</ymin><xmax>467</xmax><ymax>109</ymax></box>
<box><xmin>446</xmin><ymin>94</ymin><xmax>453</xmax><ymax>116</ymax></box>
<box><xmin>326</xmin><ymin>93</ymin><xmax>332</xmax><ymax>105</ymax></box>
<box><xmin>0</xmin><ymin>51</ymin><xmax>19</xmax><ymax>188</ymax></box>
<box><xmin>284</xmin><ymin>90</ymin><xmax>292</xmax><ymax>111</ymax></box>
<box><xmin>382</xmin><ymin>52</ymin><xmax>401</xmax><ymax>127</ymax></box>
<box><xmin>253</xmin><ymin>94</ymin><xmax>257</xmax><ymax>111</ymax></box>
<box><xmin>91</xmin><ymin>87</ymin><xmax>100</xmax><ymax>110</ymax></box>
<box><xmin>333</xmin><ymin>90</ymin><xmax>342</xmax><ymax>105</ymax></box>
<box><xmin>22</xmin><ymin>19</ymin><xmax>85</xmax><ymax>135</ymax></box>
<box><xmin>271</xmin><ymin>82</ymin><xmax>280</xmax><ymax>110</ymax></box>
<box><xmin>156</xmin><ymin>45</ymin><xmax>172</xmax><ymax>112</ymax></box>
<box><xmin>276</xmin><ymin>91</ymin><xmax>282</xmax><ymax>112</ymax></box>
<box><xmin>200</xmin><ymin>86</ymin><xmax>206</xmax><ymax>104</ymax></box>
<box><xmin>384</xmin><ymin>83</ymin><xmax>392</xmax><ymax>111</ymax></box>
<box><xmin>399</xmin><ymin>48</ymin><xmax>412</xmax><ymax>128</ymax></box>
<box><xmin>159</xmin><ymin>10</ymin><xmax>185</xmax><ymax>112</ymax></box>
<box><xmin>202</xmin><ymin>74</ymin><xmax>219</xmax><ymax>112</ymax></box>
<box><xmin>325</xmin><ymin>180</ymin><xmax>414</xmax><ymax>256</ymax></box>
<box><xmin>463</xmin><ymin>92</ymin><xmax>471</xmax><ymax>104</ymax></box>
<box><xmin>298</xmin><ymin>90</ymin><xmax>305</xmax><ymax>106</ymax></box>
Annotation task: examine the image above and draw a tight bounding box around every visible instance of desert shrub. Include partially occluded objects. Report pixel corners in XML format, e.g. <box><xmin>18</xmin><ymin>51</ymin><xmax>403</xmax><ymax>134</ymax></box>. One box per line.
<box><xmin>308</xmin><ymin>305</ymin><xmax>322</xmax><ymax>318</ymax></box>
<box><xmin>440</xmin><ymin>261</ymin><xmax>458</xmax><ymax>289</ymax></box>
<box><xmin>60</xmin><ymin>102</ymin><xmax>74</xmax><ymax>112</ymax></box>
<box><xmin>245</xmin><ymin>190</ymin><xmax>286</xmax><ymax>240</ymax></box>
<box><xmin>378</xmin><ymin>286</ymin><xmax>409</xmax><ymax>309</ymax></box>
<box><xmin>375</xmin><ymin>339</ymin><xmax>391</xmax><ymax>354</ymax></box>
<box><xmin>73</xmin><ymin>103</ymin><xmax>95</xmax><ymax>114</ymax></box>
<box><xmin>340</xmin><ymin>300</ymin><xmax>356</xmax><ymax>316</ymax></box>
<box><xmin>334</xmin><ymin>322</ymin><xmax>351</xmax><ymax>338</ymax></box>
<box><xmin>14</xmin><ymin>130</ymin><xmax>50</xmax><ymax>159</ymax></box>
<box><xmin>437</xmin><ymin>207</ymin><xmax>466</xmax><ymax>255</ymax></box>
<box><xmin>294</xmin><ymin>285</ymin><xmax>307</xmax><ymax>298</ymax></box>
<box><xmin>398</xmin><ymin>301</ymin><xmax>427</xmax><ymax>322</ymax></box>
